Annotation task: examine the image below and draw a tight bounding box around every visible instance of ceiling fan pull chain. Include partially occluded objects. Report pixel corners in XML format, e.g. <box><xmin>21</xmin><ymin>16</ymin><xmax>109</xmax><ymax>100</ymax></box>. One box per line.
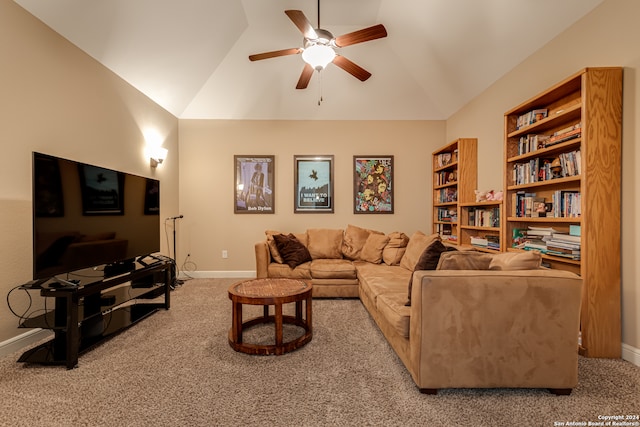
<box><xmin>318</xmin><ymin>70</ymin><xmax>324</xmax><ymax>105</ymax></box>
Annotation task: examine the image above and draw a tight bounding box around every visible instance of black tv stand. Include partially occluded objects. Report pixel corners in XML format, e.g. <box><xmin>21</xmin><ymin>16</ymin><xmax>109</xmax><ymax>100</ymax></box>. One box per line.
<box><xmin>17</xmin><ymin>259</ymin><xmax>173</xmax><ymax>369</ymax></box>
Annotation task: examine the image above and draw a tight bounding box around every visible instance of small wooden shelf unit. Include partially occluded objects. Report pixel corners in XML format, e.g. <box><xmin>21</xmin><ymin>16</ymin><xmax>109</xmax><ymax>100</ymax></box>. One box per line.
<box><xmin>432</xmin><ymin>138</ymin><xmax>477</xmax><ymax>246</ymax></box>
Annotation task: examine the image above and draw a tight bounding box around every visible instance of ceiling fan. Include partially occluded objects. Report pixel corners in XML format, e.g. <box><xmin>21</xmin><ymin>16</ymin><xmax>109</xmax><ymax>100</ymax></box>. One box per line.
<box><xmin>248</xmin><ymin>2</ymin><xmax>387</xmax><ymax>89</ymax></box>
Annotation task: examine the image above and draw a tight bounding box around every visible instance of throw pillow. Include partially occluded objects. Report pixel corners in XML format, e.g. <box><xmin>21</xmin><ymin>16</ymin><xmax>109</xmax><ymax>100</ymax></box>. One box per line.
<box><xmin>399</xmin><ymin>231</ymin><xmax>440</xmax><ymax>271</ymax></box>
<box><xmin>272</xmin><ymin>233</ymin><xmax>312</xmax><ymax>268</ymax></box>
<box><xmin>360</xmin><ymin>233</ymin><xmax>390</xmax><ymax>264</ymax></box>
<box><xmin>307</xmin><ymin>228</ymin><xmax>344</xmax><ymax>259</ymax></box>
<box><xmin>265</xmin><ymin>230</ymin><xmax>285</xmax><ymax>263</ymax></box>
<box><xmin>488</xmin><ymin>251</ymin><xmax>542</xmax><ymax>270</ymax></box>
<box><xmin>405</xmin><ymin>240</ymin><xmax>456</xmax><ymax>306</ymax></box>
<box><xmin>436</xmin><ymin>251</ymin><xmax>493</xmax><ymax>270</ymax></box>
<box><xmin>382</xmin><ymin>231</ymin><xmax>409</xmax><ymax>265</ymax></box>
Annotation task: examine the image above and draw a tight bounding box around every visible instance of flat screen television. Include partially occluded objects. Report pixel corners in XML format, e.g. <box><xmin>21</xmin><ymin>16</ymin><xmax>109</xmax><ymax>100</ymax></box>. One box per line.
<box><xmin>32</xmin><ymin>152</ymin><xmax>160</xmax><ymax>280</ymax></box>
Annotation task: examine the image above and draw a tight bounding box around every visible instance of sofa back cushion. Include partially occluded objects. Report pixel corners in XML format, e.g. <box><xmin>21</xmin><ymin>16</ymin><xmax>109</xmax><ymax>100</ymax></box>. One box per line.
<box><xmin>307</xmin><ymin>228</ymin><xmax>344</xmax><ymax>259</ymax></box>
<box><xmin>400</xmin><ymin>231</ymin><xmax>440</xmax><ymax>271</ymax></box>
<box><xmin>488</xmin><ymin>251</ymin><xmax>542</xmax><ymax>270</ymax></box>
<box><xmin>272</xmin><ymin>233</ymin><xmax>312</xmax><ymax>268</ymax></box>
<box><xmin>360</xmin><ymin>233</ymin><xmax>390</xmax><ymax>264</ymax></box>
<box><xmin>436</xmin><ymin>251</ymin><xmax>493</xmax><ymax>270</ymax></box>
<box><xmin>265</xmin><ymin>230</ymin><xmax>285</xmax><ymax>263</ymax></box>
<box><xmin>383</xmin><ymin>231</ymin><xmax>409</xmax><ymax>265</ymax></box>
<box><xmin>436</xmin><ymin>250</ymin><xmax>542</xmax><ymax>270</ymax></box>
<box><xmin>341</xmin><ymin>224</ymin><xmax>384</xmax><ymax>260</ymax></box>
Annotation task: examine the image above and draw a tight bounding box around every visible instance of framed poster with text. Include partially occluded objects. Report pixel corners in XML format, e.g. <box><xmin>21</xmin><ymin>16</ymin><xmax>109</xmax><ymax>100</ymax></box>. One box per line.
<box><xmin>294</xmin><ymin>155</ymin><xmax>334</xmax><ymax>213</ymax></box>
<box><xmin>234</xmin><ymin>155</ymin><xmax>275</xmax><ymax>214</ymax></box>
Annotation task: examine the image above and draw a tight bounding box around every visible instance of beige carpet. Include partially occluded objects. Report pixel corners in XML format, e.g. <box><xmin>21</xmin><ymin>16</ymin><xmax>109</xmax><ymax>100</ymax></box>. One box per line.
<box><xmin>1</xmin><ymin>278</ymin><xmax>638</xmax><ymax>427</ymax></box>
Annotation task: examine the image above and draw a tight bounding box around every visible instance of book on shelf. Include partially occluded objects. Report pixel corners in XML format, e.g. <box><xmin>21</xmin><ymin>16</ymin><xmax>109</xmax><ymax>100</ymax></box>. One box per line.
<box><xmin>545</xmin><ymin>123</ymin><xmax>582</xmax><ymax>147</ymax></box>
<box><xmin>470</xmin><ymin>236</ymin><xmax>489</xmax><ymax>247</ymax></box>
<box><xmin>550</xmin><ymin>232</ymin><xmax>581</xmax><ymax>244</ymax></box>
<box><xmin>522</xmin><ymin>238</ymin><xmax>548</xmax><ymax>252</ymax></box>
<box><xmin>516</xmin><ymin>108</ymin><xmax>548</xmax><ymax>129</ymax></box>
<box><xmin>518</xmin><ymin>134</ymin><xmax>550</xmax><ymax>155</ymax></box>
<box><xmin>551</xmin><ymin>190</ymin><xmax>581</xmax><ymax>218</ymax></box>
<box><xmin>569</xmin><ymin>225</ymin><xmax>581</xmax><ymax>236</ymax></box>
<box><xmin>438</xmin><ymin>188</ymin><xmax>458</xmax><ymax>203</ymax></box>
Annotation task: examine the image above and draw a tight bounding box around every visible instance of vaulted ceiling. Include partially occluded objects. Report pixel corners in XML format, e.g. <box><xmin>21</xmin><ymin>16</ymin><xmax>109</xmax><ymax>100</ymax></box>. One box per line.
<box><xmin>15</xmin><ymin>0</ymin><xmax>604</xmax><ymax>120</ymax></box>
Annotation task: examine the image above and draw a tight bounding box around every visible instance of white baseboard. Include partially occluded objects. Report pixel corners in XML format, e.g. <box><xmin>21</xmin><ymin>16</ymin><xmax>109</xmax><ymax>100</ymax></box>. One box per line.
<box><xmin>622</xmin><ymin>343</ymin><xmax>640</xmax><ymax>367</ymax></box>
<box><xmin>0</xmin><ymin>329</ymin><xmax>52</xmax><ymax>359</ymax></box>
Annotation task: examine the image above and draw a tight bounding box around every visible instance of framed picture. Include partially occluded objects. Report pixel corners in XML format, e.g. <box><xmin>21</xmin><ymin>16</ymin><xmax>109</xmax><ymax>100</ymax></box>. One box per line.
<box><xmin>78</xmin><ymin>164</ymin><xmax>124</xmax><ymax>215</ymax></box>
<box><xmin>144</xmin><ymin>178</ymin><xmax>160</xmax><ymax>215</ymax></box>
<box><xmin>353</xmin><ymin>156</ymin><xmax>394</xmax><ymax>214</ymax></box>
<box><xmin>234</xmin><ymin>155</ymin><xmax>275</xmax><ymax>214</ymax></box>
<box><xmin>294</xmin><ymin>155</ymin><xmax>334</xmax><ymax>213</ymax></box>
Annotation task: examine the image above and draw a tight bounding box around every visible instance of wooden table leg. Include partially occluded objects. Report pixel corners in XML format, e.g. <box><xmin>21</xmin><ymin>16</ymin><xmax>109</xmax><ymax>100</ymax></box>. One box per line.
<box><xmin>275</xmin><ymin>303</ymin><xmax>283</xmax><ymax>352</ymax></box>
<box><xmin>306</xmin><ymin>295</ymin><xmax>312</xmax><ymax>334</ymax></box>
<box><xmin>295</xmin><ymin>300</ymin><xmax>302</xmax><ymax>321</ymax></box>
<box><xmin>232</xmin><ymin>301</ymin><xmax>243</xmax><ymax>344</ymax></box>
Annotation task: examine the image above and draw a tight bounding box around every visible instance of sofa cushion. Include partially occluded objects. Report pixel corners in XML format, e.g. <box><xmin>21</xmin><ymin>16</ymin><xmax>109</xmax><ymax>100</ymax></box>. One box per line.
<box><xmin>356</xmin><ymin>262</ymin><xmax>412</xmax><ymax>306</ymax></box>
<box><xmin>341</xmin><ymin>224</ymin><xmax>384</xmax><ymax>260</ymax></box>
<box><xmin>307</xmin><ymin>228</ymin><xmax>344</xmax><ymax>259</ymax></box>
<box><xmin>273</xmin><ymin>233</ymin><xmax>312</xmax><ymax>268</ymax></box>
<box><xmin>310</xmin><ymin>259</ymin><xmax>357</xmax><ymax>280</ymax></box>
<box><xmin>488</xmin><ymin>251</ymin><xmax>542</xmax><ymax>270</ymax></box>
<box><xmin>360</xmin><ymin>233</ymin><xmax>390</xmax><ymax>264</ymax></box>
<box><xmin>383</xmin><ymin>231</ymin><xmax>409</xmax><ymax>265</ymax></box>
<box><xmin>267</xmin><ymin>261</ymin><xmax>312</xmax><ymax>279</ymax></box>
<box><xmin>400</xmin><ymin>231</ymin><xmax>440</xmax><ymax>271</ymax></box>
<box><xmin>377</xmin><ymin>292</ymin><xmax>411</xmax><ymax>338</ymax></box>
<box><xmin>436</xmin><ymin>251</ymin><xmax>493</xmax><ymax>270</ymax></box>
<box><xmin>406</xmin><ymin>240</ymin><xmax>457</xmax><ymax>306</ymax></box>
<box><xmin>265</xmin><ymin>230</ymin><xmax>285</xmax><ymax>263</ymax></box>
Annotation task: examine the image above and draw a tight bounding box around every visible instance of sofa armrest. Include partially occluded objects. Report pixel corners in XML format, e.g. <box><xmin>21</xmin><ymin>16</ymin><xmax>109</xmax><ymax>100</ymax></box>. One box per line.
<box><xmin>255</xmin><ymin>241</ymin><xmax>270</xmax><ymax>278</ymax></box>
<box><xmin>409</xmin><ymin>269</ymin><xmax>583</xmax><ymax>390</ymax></box>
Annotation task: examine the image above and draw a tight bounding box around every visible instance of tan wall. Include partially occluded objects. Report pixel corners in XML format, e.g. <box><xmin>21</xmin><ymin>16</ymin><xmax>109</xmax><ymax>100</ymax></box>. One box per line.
<box><xmin>0</xmin><ymin>2</ymin><xmax>179</xmax><ymax>342</ymax></box>
<box><xmin>178</xmin><ymin>120</ymin><xmax>445</xmax><ymax>272</ymax></box>
<box><xmin>446</xmin><ymin>0</ymin><xmax>640</xmax><ymax>351</ymax></box>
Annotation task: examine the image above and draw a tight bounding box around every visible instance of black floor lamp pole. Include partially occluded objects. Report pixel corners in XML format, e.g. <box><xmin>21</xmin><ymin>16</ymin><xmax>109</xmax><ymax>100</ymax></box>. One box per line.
<box><xmin>170</xmin><ymin>215</ymin><xmax>184</xmax><ymax>287</ymax></box>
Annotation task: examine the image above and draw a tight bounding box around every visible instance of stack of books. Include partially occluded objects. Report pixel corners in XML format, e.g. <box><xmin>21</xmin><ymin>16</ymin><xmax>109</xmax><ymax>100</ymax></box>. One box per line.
<box><xmin>512</xmin><ymin>225</ymin><xmax>581</xmax><ymax>260</ymax></box>
<box><xmin>546</xmin><ymin>232</ymin><xmax>581</xmax><ymax>260</ymax></box>
<box><xmin>470</xmin><ymin>235</ymin><xmax>500</xmax><ymax>250</ymax></box>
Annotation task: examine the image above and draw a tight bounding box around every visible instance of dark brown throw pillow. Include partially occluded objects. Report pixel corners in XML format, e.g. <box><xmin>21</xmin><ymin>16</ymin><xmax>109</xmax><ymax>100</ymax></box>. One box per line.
<box><xmin>272</xmin><ymin>233</ymin><xmax>312</xmax><ymax>268</ymax></box>
<box><xmin>405</xmin><ymin>240</ymin><xmax>456</xmax><ymax>306</ymax></box>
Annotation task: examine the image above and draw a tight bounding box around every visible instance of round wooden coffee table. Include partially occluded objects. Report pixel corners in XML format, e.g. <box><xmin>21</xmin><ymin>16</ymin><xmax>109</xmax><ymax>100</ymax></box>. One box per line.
<box><xmin>228</xmin><ymin>278</ymin><xmax>312</xmax><ymax>355</ymax></box>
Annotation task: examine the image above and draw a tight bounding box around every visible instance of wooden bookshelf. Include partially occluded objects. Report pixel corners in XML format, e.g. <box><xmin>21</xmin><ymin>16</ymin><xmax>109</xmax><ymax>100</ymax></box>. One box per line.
<box><xmin>432</xmin><ymin>138</ymin><xmax>477</xmax><ymax>245</ymax></box>
<box><xmin>459</xmin><ymin>201</ymin><xmax>504</xmax><ymax>252</ymax></box>
<box><xmin>503</xmin><ymin>67</ymin><xmax>622</xmax><ymax>358</ymax></box>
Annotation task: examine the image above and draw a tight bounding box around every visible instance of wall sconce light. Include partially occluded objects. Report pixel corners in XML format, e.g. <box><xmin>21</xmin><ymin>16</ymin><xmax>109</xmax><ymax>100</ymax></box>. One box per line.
<box><xmin>144</xmin><ymin>129</ymin><xmax>168</xmax><ymax>168</ymax></box>
<box><xmin>149</xmin><ymin>146</ymin><xmax>168</xmax><ymax>168</ymax></box>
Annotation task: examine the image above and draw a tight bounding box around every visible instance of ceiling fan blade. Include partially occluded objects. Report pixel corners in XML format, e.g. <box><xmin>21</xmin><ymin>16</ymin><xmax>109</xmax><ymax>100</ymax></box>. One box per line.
<box><xmin>285</xmin><ymin>10</ymin><xmax>318</xmax><ymax>40</ymax></box>
<box><xmin>334</xmin><ymin>24</ymin><xmax>387</xmax><ymax>47</ymax></box>
<box><xmin>249</xmin><ymin>48</ymin><xmax>302</xmax><ymax>61</ymax></box>
<box><xmin>296</xmin><ymin>63</ymin><xmax>314</xmax><ymax>89</ymax></box>
<box><xmin>332</xmin><ymin>55</ymin><xmax>372</xmax><ymax>82</ymax></box>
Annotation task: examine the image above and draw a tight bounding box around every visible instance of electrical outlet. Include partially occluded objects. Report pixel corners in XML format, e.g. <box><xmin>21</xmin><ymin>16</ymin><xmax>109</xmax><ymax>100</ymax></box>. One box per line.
<box><xmin>222</xmin><ymin>250</ymin><xmax>228</xmax><ymax>259</ymax></box>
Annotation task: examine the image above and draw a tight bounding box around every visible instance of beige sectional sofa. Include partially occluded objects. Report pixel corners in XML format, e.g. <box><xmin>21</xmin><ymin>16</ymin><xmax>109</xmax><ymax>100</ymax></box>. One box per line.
<box><xmin>255</xmin><ymin>225</ymin><xmax>583</xmax><ymax>394</ymax></box>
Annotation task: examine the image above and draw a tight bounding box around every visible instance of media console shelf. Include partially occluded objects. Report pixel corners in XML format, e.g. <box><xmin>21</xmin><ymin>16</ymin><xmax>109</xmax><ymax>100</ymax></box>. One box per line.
<box><xmin>17</xmin><ymin>259</ymin><xmax>173</xmax><ymax>369</ymax></box>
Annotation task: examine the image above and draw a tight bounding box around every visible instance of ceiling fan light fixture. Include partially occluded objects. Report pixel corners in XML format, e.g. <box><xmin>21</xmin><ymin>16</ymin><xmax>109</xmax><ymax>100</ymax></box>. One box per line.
<box><xmin>302</xmin><ymin>44</ymin><xmax>335</xmax><ymax>71</ymax></box>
